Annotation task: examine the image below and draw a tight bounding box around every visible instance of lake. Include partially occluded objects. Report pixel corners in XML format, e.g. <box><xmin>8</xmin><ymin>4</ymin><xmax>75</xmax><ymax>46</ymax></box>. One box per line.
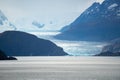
<box><xmin>0</xmin><ymin>57</ymin><xmax>120</xmax><ymax>80</ymax></box>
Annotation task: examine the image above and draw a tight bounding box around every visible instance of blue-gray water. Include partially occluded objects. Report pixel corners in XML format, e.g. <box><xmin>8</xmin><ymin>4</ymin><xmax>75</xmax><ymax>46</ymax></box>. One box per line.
<box><xmin>0</xmin><ymin>57</ymin><xmax>120</xmax><ymax>80</ymax></box>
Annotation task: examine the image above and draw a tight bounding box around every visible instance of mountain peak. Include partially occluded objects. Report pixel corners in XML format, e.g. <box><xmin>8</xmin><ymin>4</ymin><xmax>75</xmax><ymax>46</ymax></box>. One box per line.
<box><xmin>92</xmin><ymin>2</ymin><xmax>100</xmax><ymax>5</ymax></box>
<box><xmin>55</xmin><ymin>0</ymin><xmax>120</xmax><ymax>41</ymax></box>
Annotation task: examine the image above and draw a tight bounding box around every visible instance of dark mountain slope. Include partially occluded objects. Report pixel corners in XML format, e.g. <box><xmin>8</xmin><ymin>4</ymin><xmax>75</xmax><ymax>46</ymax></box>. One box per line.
<box><xmin>96</xmin><ymin>38</ymin><xmax>120</xmax><ymax>56</ymax></box>
<box><xmin>0</xmin><ymin>31</ymin><xmax>68</xmax><ymax>56</ymax></box>
<box><xmin>0</xmin><ymin>50</ymin><xmax>17</xmax><ymax>60</ymax></box>
<box><xmin>55</xmin><ymin>0</ymin><xmax>120</xmax><ymax>41</ymax></box>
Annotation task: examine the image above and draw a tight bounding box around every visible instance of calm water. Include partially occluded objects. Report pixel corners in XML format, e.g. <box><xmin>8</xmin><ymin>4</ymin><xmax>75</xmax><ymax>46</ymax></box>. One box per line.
<box><xmin>0</xmin><ymin>57</ymin><xmax>120</xmax><ymax>80</ymax></box>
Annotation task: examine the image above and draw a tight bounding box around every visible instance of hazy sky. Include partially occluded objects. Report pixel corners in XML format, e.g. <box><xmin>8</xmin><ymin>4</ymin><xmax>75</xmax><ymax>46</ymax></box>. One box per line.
<box><xmin>0</xmin><ymin>0</ymin><xmax>104</xmax><ymax>30</ymax></box>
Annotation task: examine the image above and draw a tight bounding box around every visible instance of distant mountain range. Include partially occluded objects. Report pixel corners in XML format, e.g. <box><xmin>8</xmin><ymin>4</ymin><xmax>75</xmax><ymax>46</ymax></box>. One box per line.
<box><xmin>0</xmin><ymin>10</ymin><xmax>16</xmax><ymax>32</ymax></box>
<box><xmin>55</xmin><ymin>0</ymin><xmax>120</xmax><ymax>41</ymax></box>
<box><xmin>0</xmin><ymin>10</ymin><xmax>45</xmax><ymax>32</ymax></box>
<box><xmin>0</xmin><ymin>31</ymin><xmax>68</xmax><ymax>56</ymax></box>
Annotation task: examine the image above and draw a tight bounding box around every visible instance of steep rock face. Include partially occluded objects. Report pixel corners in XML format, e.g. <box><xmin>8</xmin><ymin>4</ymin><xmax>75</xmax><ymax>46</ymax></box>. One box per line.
<box><xmin>55</xmin><ymin>0</ymin><xmax>120</xmax><ymax>41</ymax></box>
<box><xmin>0</xmin><ymin>50</ymin><xmax>17</xmax><ymax>60</ymax></box>
<box><xmin>0</xmin><ymin>31</ymin><xmax>68</xmax><ymax>56</ymax></box>
<box><xmin>96</xmin><ymin>38</ymin><xmax>120</xmax><ymax>56</ymax></box>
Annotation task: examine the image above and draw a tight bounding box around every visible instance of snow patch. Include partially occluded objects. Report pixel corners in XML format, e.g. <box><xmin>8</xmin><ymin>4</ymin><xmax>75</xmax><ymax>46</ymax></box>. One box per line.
<box><xmin>0</xmin><ymin>20</ymin><xmax>16</xmax><ymax>32</ymax></box>
<box><xmin>117</xmin><ymin>10</ymin><xmax>120</xmax><ymax>16</ymax></box>
<box><xmin>0</xmin><ymin>25</ymin><xmax>15</xmax><ymax>33</ymax></box>
<box><xmin>108</xmin><ymin>3</ymin><xmax>118</xmax><ymax>10</ymax></box>
<box><xmin>117</xmin><ymin>14</ymin><xmax>120</xmax><ymax>16</ymax></box>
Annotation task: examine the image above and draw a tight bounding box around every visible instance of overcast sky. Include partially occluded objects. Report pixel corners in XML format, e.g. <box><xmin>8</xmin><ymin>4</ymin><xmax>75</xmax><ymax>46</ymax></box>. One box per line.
<box><xmin>0</xmin><ymin>0</ymin><xmax>104</xmax><ymax>30</ymax></box>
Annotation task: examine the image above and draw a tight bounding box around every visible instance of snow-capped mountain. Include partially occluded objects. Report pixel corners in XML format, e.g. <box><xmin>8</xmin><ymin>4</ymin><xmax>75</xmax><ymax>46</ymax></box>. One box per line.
<box><xmin>55</xmin><ymin>0</ymin><xmax>120</xmax><ymax>41</ymax></box>
<box><xmin>32</xmin><ymin>21</ymin><xmax>45</xmax><ymax>28</ymax></box>
<box><xmin>13</xmin><ymin>18</ymin><xmax>46</xmax><ymax>32</ymax></box>
<box><xmin>0</xmin><ymin>10</ymin><xmax>46</xmax><ymax>32</ymax></box>
<box><xmin>0</xmin><ymin>10</ymin><xmax>16</xmax><ymax>32</ymax></box>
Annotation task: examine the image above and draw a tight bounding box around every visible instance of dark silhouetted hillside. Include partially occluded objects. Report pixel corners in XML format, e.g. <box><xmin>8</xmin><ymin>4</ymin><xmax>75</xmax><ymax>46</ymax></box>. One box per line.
<box><xmin>0</xmin><ymin>50</ymin><xmax>17</xmax><ymax>60</ymax></box>
<box><xmin>0</xmin><ymin>31</ymin><xmax>68</xmax><ymax>56</ymax></box>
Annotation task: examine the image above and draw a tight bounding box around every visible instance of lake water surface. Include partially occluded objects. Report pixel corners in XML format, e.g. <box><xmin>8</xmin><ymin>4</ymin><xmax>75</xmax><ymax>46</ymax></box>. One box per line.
<box><xmin>0</xmin><ymin>57</ymin><xmax>120</xmax><ymax>80</ymax></box>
